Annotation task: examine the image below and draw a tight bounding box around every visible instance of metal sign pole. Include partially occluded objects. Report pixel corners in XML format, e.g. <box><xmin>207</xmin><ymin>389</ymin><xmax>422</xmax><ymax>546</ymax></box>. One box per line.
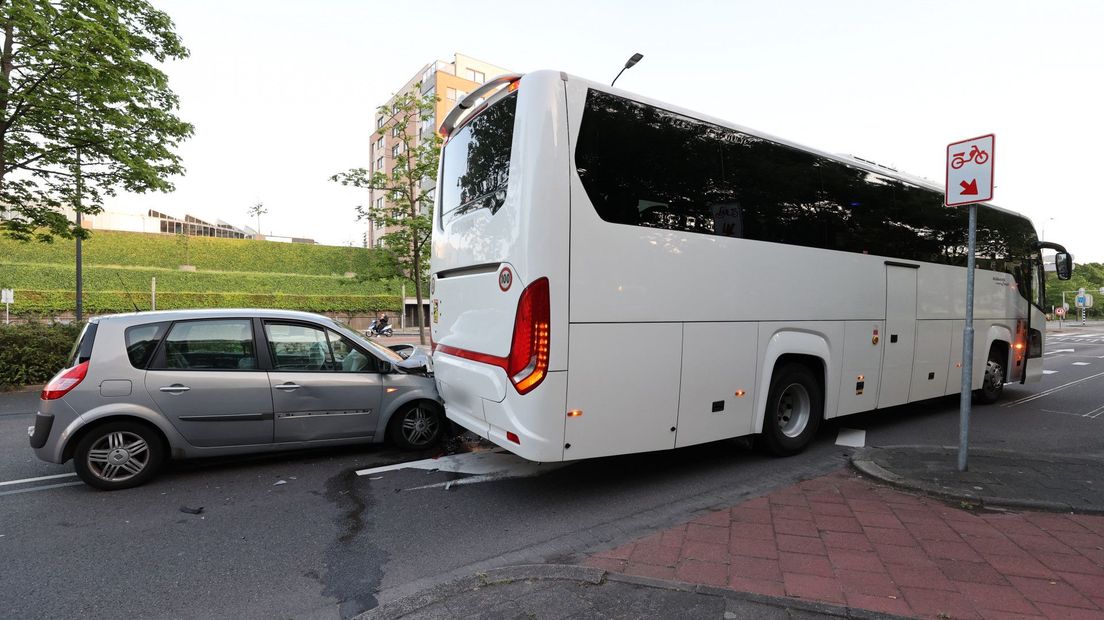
<box><xmin>958</xmin><ymin>203</ymin><xmax>978</xmax><ymax>472</ymax></box>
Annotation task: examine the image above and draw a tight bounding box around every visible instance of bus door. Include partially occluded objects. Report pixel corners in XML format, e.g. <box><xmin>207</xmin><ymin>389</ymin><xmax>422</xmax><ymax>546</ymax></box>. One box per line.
<box><xmin>878</xmin><ymin>264</ymin><xmax>918</xmax><ymax>408</ymax></box>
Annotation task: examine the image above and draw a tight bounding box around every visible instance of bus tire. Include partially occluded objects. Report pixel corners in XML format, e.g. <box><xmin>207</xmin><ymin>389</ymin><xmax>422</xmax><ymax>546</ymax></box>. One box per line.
<box><xmin>975</xmin><ymin>357</ymin><xmax>1005</xmax><ymax>405</ymax></box>
<box><xmin>760</xmin><ymin>364</ymin><xmax>822</xmax><ymax>457</ymax></box>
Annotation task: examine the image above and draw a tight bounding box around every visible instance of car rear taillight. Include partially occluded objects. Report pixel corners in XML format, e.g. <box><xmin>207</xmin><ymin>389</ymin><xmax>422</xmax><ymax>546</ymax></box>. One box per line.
<box><xmin>41</xmin><ymin>361</ymin><xmax>89</xmax><ymax>400</ymax></box>
<box><xmin>506</xmin><ymin>278</ymin><xmax>550</xmax><ymax>395</ymax></box>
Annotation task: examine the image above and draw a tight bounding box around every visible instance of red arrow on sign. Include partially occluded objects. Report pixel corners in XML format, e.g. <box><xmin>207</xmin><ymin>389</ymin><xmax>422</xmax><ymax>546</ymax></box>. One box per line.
<box><xmin>959</xmin><ymin>179</ymin><xmax>978</xmax><ymax>195</ymax></box>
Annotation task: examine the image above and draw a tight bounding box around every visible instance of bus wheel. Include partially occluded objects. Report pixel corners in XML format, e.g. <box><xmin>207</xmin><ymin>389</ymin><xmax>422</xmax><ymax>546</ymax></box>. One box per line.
<box><xmin>975</xmin><ymin>358</ymin><xmax>1005</xmax><ymax>405</ymax></box>
<box><xmin>761</xmin><ymin>364</ymin><xmax>823</xmax><ymax>456</ymax></box>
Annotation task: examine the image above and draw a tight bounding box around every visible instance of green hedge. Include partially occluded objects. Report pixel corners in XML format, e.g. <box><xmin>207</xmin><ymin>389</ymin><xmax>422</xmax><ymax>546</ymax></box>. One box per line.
<box><xmin>0</xmin><ymin>321</ymin><xmax>82</xmax><ymax>390</ymax></box>
<box><xmin>6</xmin><ymin>290</ymin><xmax>400</xmax><ymax>314</ymax></box>
<box><xmin>0</xmin><ymin>263</ymin><xmax>403</xmax><ymax>296</ymax></box>
<box><xmin>0</xmin><ymin>229</ymin><xmax>398</xmax><ymax>277</ymax></box>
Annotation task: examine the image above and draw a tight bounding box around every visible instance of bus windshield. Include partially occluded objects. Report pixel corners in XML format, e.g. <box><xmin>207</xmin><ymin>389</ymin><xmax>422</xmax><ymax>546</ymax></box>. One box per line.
<box><xmin>439</xmin><ymin>93</ymin><xmax>518</xmax><ymax>226</ymax></box>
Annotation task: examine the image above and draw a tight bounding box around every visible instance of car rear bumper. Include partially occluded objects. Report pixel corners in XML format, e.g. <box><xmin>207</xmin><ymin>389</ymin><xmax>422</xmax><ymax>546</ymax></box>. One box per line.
<box><xmin>30</xmin><ymin>399</ymin><xmax>81</xmax><ymax>464</ymax></box>
<box><xmin>28</xmin><ymin>412</ymin><xmax>54</xmax><ymax>449</ymax></box>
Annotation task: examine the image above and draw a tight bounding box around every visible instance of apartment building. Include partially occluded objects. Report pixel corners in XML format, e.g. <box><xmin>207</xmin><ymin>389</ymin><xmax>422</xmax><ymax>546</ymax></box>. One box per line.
<box><xmin>365</xmin><ymin>53</ymin><xmax>512</xmax><ymax>248</ymax></box>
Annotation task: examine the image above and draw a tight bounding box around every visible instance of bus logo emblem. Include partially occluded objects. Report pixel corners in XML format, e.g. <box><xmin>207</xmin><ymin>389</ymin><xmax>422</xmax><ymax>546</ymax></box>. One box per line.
<box><xmin>499</xmin><ymin>267</ymin><xmax>513</xmax><ymax>292</ymax></box>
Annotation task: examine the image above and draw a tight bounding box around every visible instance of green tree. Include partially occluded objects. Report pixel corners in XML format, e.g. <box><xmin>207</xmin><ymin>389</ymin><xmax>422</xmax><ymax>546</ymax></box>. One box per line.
<box><xmin>0</xmin><ymin>0</ymin><xmax>193</xmax><ymax>242</ymax></box>
<box><xmin>247</xmin><ymin>200</ymin><xmax>266</xmax><ymax>237</ymax></box>
<box><xmin>332</xmin><ymin>84</ymin><xmax>439</xmax><ymax>344</ymax></box>
<box><xmin>1047</xmin><ymin>262</ymin><xmax>1104</xmax><ymax>319</ymax></box>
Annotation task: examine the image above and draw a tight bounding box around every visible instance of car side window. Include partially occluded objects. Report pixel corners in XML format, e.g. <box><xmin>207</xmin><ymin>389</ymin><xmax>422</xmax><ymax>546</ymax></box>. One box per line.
<box><xmin>125</xmin><ymin>322</ymin><xmax>168</xmax><ymax>369</ymax></box>
<box><xmin>265</xmin><ymin>322</ymin><xmax>336</xmax><ymax>371</ymax></box>
<box><xmin>327</xmin><ymin>329</ymin><xmax>378</xmax><ymax>373</ymax></box>
<box><xmin>161</xmin><ymin>319</ymin><xmax>257</xmax><ymax>370</ymax></box>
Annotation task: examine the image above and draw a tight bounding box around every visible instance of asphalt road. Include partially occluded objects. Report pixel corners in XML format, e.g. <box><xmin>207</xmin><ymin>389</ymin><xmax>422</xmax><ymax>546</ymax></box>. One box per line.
<box><xmin>2</xmin><ymin>324</ymin><xmax>1104</xmax><ymax>619</ymax></box>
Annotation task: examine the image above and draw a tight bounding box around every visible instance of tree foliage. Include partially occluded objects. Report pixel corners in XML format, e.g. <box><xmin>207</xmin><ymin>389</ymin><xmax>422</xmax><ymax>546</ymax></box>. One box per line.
<box><xmin>0</xmin><ymin>0</ymin><xmax>193</xmax><ymax>241</ymax></box>
<box><xmin>1047</xmin><ymin>262</ymin><xmax>1104</xmax><ymax>318</ymax></box>
<box><xmin>332</xmin><ymin>83</ymin><xmax>439</xmax><ymax>343</ymax></box>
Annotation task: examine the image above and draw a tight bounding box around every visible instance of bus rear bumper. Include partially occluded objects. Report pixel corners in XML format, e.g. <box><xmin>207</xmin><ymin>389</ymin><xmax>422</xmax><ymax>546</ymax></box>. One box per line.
<box><xmin>444</xmin><ymin>371</ymin><xmax>568</xmax><ymax>463</ymax></box>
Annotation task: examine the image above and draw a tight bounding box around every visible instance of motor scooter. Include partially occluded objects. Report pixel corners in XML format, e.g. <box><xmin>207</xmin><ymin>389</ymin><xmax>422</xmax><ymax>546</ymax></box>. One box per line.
<box><xmin>365</xmin><ymin>319</ymin><xmax>394</xmax><ymax>338</ymax></box>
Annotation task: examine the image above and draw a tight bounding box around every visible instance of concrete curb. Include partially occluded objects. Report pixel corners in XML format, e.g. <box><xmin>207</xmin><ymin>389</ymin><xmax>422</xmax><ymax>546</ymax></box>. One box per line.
<box><xmin>850</xmin><ymin>445</ymin><xmax>1104</xmax><ymax>516</ymax></box>
<box><xmin>1</xmin><ymin>383</ymin><xmax>43</xmax><ymax>393</ymax></box>
<box><xmin>356</xmin><ymin>564</ymin><xmax>911</xmax><ymax>620</ymax></box>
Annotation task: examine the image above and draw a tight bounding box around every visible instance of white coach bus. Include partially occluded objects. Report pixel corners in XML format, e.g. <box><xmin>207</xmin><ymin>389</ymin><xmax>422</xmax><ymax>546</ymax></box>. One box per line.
<box><xmin>428</xmin><ymin>70</ymin><xmax>1073</xmax><ymax>463</ymax></box>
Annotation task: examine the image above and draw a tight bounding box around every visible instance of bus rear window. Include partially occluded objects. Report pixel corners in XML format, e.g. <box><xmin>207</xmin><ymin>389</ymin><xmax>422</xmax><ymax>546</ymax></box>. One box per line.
<box><xmin>439</xmin><ymin>92</ymin><xmax>517</xmax><ymax>226</ymax></box>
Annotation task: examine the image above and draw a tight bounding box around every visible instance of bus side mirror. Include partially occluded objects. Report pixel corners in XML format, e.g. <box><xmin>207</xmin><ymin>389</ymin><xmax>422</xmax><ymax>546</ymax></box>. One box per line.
<box><xmin>1055</xmin><ymin>252</ymin><xmax>1073</xmax><ymax>280</ymax></box>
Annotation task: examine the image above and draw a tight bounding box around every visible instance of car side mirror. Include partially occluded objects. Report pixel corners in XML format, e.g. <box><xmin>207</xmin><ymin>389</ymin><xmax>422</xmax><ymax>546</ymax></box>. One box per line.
<box><xmin>1055</xmin><ymin>252</ymin><xmax>1073</xmax><ymax>280</ymax></box>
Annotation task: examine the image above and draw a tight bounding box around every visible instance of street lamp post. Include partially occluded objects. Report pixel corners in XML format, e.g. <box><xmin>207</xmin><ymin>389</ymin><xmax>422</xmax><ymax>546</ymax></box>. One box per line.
<box><xmin>1041</xmin><ymin>217</ymin><xmax>1054</xmax><ymax>242</ymax></box>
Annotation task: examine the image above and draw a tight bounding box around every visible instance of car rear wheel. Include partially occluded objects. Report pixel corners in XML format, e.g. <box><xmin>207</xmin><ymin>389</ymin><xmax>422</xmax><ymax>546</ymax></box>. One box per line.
<box><xmin>760</xmin><ymin>364</ymin><xmax>823</xmax><ymax>456</ymax></box>
<box><xmin>73</xmin><ymin>421</ymin><xmax>164</xmax><ymax>491</ymax></box>
<box><xmin>388</xmin><ymin>402</ymin><xmax>444</xmax><ymax>450</ymax></box>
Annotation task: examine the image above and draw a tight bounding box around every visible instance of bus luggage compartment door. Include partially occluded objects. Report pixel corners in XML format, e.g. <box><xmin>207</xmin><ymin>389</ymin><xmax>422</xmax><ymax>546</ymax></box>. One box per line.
<box><xmin>878</xmin><ymin>265</ymin><xmax>917</xmax><ymax>408</ymax></box>
<box><xmin>564</xmin><ymin>323</ymin><xmax>681</xmax><ymax>459</ymax></box>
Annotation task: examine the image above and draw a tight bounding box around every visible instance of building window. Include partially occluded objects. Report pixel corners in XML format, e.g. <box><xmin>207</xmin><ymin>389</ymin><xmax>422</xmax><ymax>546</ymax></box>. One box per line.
<box><xmin>377</xmin><ymin>117</ymin><xmax>385</xmax><ymax>130</ymax></box>
<box><xmin>376</xmin><ymin>157</ymin><xmax>384</xmax><ymax>171</ymax></box>
<box><xmin>446</xmin><ymin>87</ymin><xmax>456</xmax><ymax>101</ymax></box>
<box><xmin>391</xmin><ymin>125</ymin><xmax>401</xmax><ymax>137</ymax></box>
<box><xmin>467</xmin><ymin>69</ymin><xmax>485</xmax><ymax>83</ymax></box>
<box><xmin>392</xmin><ymin>143</ymin><xmax>401</xmax><ymax>158</ymax></box>
<box><xmin>376</xmin><ymin>137</ymin><xmax>383</xmax><ymax>150</ymax></box>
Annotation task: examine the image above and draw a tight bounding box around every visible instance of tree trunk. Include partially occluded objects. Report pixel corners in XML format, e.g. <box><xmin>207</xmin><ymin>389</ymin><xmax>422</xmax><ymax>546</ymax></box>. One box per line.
<box><xmin>410</xmin><ymin>180</ymin><xmax>425</xmax><ymax>345</ymax></box>
<box><xmin>0</xmin><ymin>21</ymin><xmax>15</xmax><ymax>190</ymax></box>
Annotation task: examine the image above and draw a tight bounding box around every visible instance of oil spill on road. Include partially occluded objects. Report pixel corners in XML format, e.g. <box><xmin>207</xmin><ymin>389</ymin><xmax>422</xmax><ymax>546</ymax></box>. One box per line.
<box><xmin>321</xmin><ymin>468</ymin><xmax>387</xmax><ymax>619</ymax></box>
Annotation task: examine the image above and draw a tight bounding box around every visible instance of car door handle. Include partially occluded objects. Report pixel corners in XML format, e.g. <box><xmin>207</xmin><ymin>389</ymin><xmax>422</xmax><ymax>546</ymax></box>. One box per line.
<box><xmin>159</xmin><ymin>384</ymin><xmax>191</xmax><ymax>394</ymax></box>
<box><xmin>274</xmin><ymin>383</ymin><xmax>301</xmax><ymax>391</ymax></box>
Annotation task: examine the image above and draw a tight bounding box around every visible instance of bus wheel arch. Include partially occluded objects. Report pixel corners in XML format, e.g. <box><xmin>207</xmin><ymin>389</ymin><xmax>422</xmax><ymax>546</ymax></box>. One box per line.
<box><xmin>976</xmin><ymin>339</ymin><xmax>1010</xmax><ymax>405</ymax></box>
<box><xmin>758</xmin><ymin>354</ymin><xmax>825</xmax><ymax>456</ymax></box>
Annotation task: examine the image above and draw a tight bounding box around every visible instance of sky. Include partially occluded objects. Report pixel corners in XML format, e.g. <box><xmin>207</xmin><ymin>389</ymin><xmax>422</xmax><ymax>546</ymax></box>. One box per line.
<box><xmin>110</xmin><ymin>0</ymin><xmax>1104</xmax><ymax>261</ymax></box>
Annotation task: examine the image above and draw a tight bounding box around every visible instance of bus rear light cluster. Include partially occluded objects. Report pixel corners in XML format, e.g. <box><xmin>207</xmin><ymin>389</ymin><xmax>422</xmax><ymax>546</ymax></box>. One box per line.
<box><xmin>41</xmin><ymin>361</ymin><xmax>89</xmax><ymax>400</ymax></box>
<box><xmin>506</xmin><ymin>277</ymin><xmax>550</xmax><ymax>395</ymax></box>
<box><xmin>433</xmin><ymin>277</ymin><xmax>550</xmax><ymax>396</ymax></box>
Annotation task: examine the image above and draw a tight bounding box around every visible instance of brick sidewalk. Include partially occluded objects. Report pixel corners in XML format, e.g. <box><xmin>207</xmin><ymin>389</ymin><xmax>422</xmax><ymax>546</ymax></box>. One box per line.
<box><xmin>585</xmin><ymin>470</ymin><xmax>1104</xmax><ymax>619</ymax></box>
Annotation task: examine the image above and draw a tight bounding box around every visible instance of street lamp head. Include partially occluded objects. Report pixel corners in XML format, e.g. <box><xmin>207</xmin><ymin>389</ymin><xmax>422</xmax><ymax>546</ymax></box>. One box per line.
<box><xmin>611</xmin><ymin>52</ymin><xmax>645</xmax><ymax>87</ymax></box>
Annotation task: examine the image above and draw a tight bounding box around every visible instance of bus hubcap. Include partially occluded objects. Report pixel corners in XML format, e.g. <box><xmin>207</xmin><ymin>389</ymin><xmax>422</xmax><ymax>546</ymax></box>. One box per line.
<box><xmin>776</xmin><ymin>383</ymin><xmax>811</xmax><ymax>438</ymax></box>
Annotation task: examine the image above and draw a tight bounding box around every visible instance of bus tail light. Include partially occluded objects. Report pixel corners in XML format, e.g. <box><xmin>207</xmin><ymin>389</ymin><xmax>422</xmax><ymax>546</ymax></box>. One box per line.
<box><xmin>41</xmin><ymin>361</ymin><xmax>89</xmax><ymax>400</ymax></box>
<box><xmin>507</xmin><ymin>277</ymin><xmax>550</xmax><ymax>395</ymax></box>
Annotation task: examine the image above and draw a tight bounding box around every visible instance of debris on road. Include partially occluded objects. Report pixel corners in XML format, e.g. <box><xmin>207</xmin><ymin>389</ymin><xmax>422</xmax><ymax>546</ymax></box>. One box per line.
<box><xmin>273</xmin><ymin>479</ymin><xmax>287</xmax><ymax>486</ymax></box>
<box><xmin>179</xmin><ymin>506</ymin><xmax>204</xmax><ymax>515</ymax></box>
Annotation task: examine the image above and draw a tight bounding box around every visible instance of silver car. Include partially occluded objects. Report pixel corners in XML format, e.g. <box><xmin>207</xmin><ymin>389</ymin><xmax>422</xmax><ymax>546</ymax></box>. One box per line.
<box><xmin>29</xmin><ymin>309</ymin><xmax>444</xmax><ymax>490</ymax></box>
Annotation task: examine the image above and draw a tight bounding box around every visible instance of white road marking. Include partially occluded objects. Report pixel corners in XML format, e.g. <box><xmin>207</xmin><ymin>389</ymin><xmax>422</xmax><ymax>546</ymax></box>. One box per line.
<box><xmin>0</xmin><ymin>472</ymin><xmax>77</xmax><ymax>487</ymax></box>
<box><xmin>1042</xmin><ymin>370</ymin><xmax>1058</xmax><ymax>375</ymax></box>
<box><xmin>1073</xmin><ymin>362</ymin><xmax>1091</xmax><ymax>366</ymax></box>
<box><xmin>1041</xmin><ymin>409</ymin><xmax>1082</xmax><ymax>416</ymax></box>
<box><xmin>1044</xmin><ymin>349</ymin><xmax>1076</xmax><ymax>356</ymax></box>
<box><xmin>1084</xmin><ymin>404</ymin><xmax>1104</xmax><ymax>419</ymax></box>
<box><xmin>835</xmin><ymin>428</ymin><xmax>866</xmax><ymax>448</ymax></box>
<box><xmin>1002</xmin><ymin>370</ymin><xmax>1104</xmax><ymax>407</ymax></box>
<box><xmin>0</xmin><ymin>481</ymin><xmax>84</xmax><ymax>497</ymax></box>
<box><xmin>356</xmin><ymin>449</ymin><xmax>567</xmax><ymax>489</ymax></box>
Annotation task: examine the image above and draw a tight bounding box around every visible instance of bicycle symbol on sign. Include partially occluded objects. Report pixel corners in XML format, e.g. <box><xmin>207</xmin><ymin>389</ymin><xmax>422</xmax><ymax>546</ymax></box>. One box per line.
<box><xmin>950</xmin><ymin>145</ymin><xmax>990</xmax><ymax>169</ymax></box>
